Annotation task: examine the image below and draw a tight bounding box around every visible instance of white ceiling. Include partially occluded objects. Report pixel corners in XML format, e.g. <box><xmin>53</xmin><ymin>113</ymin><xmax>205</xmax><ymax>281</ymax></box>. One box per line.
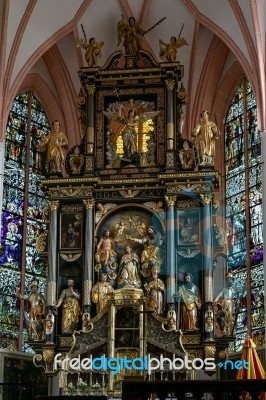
<box><xmin>1</xmin><ymin>0</ymin><xmax>265</xmax><ymax>143</ymax></box>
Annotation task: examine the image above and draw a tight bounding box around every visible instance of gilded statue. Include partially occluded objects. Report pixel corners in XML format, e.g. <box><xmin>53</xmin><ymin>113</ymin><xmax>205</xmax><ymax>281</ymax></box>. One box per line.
<box><xmin>103</xmin><ymin>103</ymin><xmax>160</xmax><ymax>163</ymax></box>
<box><xmin>159</xmin><ymin>36</ymin><xmax>188</xmax><ymax>62</ymax></box>
<box><xmin>129</xmin><ymin>226</ymin><xmax>163</xmax><ymax>277</ymax></box>
<box><xmin>117</xmin><ymin>15</ymin><xmax>144</xmax><ymax>57</ymax></box>
<box><xmin>91</xmin><ymin>273</ymin><xmax>114</xmax><ymax>314</ymax></box>
<box><xmin>117</xmin><ymin>15</ymin><xmax>166</xmax><ymax>59</ymax></box>
<box><xmin>144</xmin><ymin>266</ymin><xmax>165</xmax><ymax>314</ymax></box>
<box><xmin>16</xmin><ymin>280</ymin><xmax>46</xmax><ymax>341</ymax></box>
<box><xmin>37</xmin><ymin>120</ymin><xmax>68</xmax><ymax>175</ymax></box>
<box><xmin>214</xmin><ymin>271</ymin><xmax>236</xmax><ymax>335</ymax></box>
<box><xmin>55</xmin><ymin>278</ymin><xmax>81</xmax><ymax>334</ymax></box>
<box><xmin>78</xmin><ymin>37</ymin><xmax>104</xmax><ymax>67</ymax></box>
<box><xmin>175</xmin><ymin>273</ymin><xmax>202</xmax><ymax>331</ymax></box>
<box><xmin>192</xmin><ymin>111</ymin><xmax>220</xmax><ymax>166</ymax></box>
<box><xmin>96</xmin><ymin>230</ymin><xmax>117</xmax><ymax>266</ymax></box>
<box><xmin>117</xmin><ymin>245</ymin><xmax>142</xmax><ymax>289</ymax></box>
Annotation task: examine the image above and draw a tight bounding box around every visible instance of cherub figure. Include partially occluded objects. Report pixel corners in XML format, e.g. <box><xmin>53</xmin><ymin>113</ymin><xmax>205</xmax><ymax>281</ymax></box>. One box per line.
<box><xmin>78</xmin><ymin>37</ymin><xmax>104</xmax><ymax>67</ymax></box>
<box><xmin>159</xmin><ymin>36</ymin><xmax>188</xmax><ymax>62</ymax></box>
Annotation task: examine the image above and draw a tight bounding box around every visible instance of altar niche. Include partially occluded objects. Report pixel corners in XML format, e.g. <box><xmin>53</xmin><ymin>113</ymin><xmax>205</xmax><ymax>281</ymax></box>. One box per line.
<box><xmin>96</xmin><ymin>89</ymin><xmax>165</xmax><ymax>170</ymax></box>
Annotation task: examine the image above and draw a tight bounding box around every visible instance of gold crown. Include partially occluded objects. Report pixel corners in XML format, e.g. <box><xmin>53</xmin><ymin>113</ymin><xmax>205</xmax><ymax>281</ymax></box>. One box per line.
<box><xmin>31</xmin><ymin>280</ymin><xmax>38</xmax><ymax>287</ymax></box>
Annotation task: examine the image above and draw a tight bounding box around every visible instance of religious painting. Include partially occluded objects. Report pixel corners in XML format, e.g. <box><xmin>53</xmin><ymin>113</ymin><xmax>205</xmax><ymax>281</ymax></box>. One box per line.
<box><xmin>60</xmin><ymin>213</ymin><xmax>83</xmax><ymax>249</ymax></box>
<box><xmin>177</xmin><ymin>209</ymin><xmax>200</xmax><ymax>246</ymax></box>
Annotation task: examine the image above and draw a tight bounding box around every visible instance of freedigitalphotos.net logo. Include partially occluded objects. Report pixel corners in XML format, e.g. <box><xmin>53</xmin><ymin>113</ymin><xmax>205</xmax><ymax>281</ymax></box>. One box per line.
<box><xmin>53</xmin><ymin>353</ymin><xmax>249</xmax><ymax>375</ymax></box>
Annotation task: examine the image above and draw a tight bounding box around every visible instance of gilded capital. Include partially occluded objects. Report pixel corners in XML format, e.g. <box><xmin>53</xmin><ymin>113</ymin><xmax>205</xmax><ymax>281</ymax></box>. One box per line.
<box><xmin>86</xmin><ymin>84</ymin><xmax>96</xmax><ymax>95</ymax></box>
<box><xmin>49</xmin><ymin>200</ymin><xmax>59</xmax><ymax>211</ymax></box>
<box><xmin>200</xmin><ymin>193</ymin><xmax>212</xmax><ymax>205</ymax></box>
<box><xmin>83</xmin><ymin>199</ymin><xmax>95</xmax><ymax>209</ymax></box>
<box><xmin>165</xmin><ymin>80</ymin><xmax>175</xmax><ymax>91</ymax></box>
<box><xmin>165</xmin><ymin>195</ymin><xmax>176</xmax><ymax>207</ymax></box>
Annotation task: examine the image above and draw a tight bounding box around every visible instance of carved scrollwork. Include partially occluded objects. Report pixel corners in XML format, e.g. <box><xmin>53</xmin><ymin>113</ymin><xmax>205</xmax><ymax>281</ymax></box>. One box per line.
<box><xmin>49</xmin><ymin>187</ymin><xmax>93</xmax><ymax>198</ymax></box>
<box><xmin>36</xmin><ymin>231</ymin><xmax>48</xmax><ymax>253</ymax></box>
<box><xmin>176</xmin><ymin>199</ymin><xmax>201</xmax><ymax>208</ymax></box>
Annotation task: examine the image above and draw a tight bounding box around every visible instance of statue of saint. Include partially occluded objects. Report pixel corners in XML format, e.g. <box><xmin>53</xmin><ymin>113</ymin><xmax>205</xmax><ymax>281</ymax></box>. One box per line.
<box><xmin>117</xmin><ymin>245</ymin><xmax>142</xmax><ymax>289</ymax></box>
<box><xmin>176</xmin><ymin>273</ymin><xmax>202</xmax><ymax>331</ymax></box>
<box><xmin>214</xmin><ymin>271</ymin><xmax>236</xmax><ymax>335</ymax></box>
<box><xmin>37</xmin><ymin>120</ymin><xmax>68</xmax><ymax>175</ymax></box>
<box><xmin>91</xmin><ymin>273</ymin><xmax>114</xmax><ymax>313</ymax></box>
<box><xmin>192</xmin><ymin>111</ymin><xmax>220</xmax><ymax>166</ymax></box>
<box><xmin>55</xmin><ymin>278</ymin><xmax>80</xmax><ymax>334</ymax></box>
<box><xmin>16</xmin><ymin>280</ymin><xmax>46</xmax><ymax>341</ymax></box>
<box><xmin>129</xmin><ymin>226</ymin><xmax>162</xmax><ymax>277</ymax></box>
<box><xmin>117</xmin><ymin>15</ymin><xmax>144</xmax><ymax>57</ymax></box>
<box><xmin>145</xmin><ymin>266</ymin><xmax>165</xmax><ymax>314</ymax></box>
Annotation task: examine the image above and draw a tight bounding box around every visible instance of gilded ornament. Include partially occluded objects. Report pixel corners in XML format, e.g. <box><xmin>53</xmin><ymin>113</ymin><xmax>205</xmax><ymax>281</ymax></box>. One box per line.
<box><xmin>165</xmin><ymin>80</ymin><xmax>175</xmax><ymax>91</ymax></box>
<box><xmin>83</xmin><ymin>198</ymin><xmax>95</xmax><ymax>209</ymax></box>
<box><xmin>165</xmin><ymin>195</ymin><xmax>176</xmax><ymax>207</ymax></box>
<box><xmin>36</xmin><ymin>231</ymin><xmax>48</xmax><ymax>253</ymax></box>
<box><xmin>86</xmin><ymin>84</ymin><xmax>96</xmax><ymax>95</ymax></box>
<box><xmin>49</xmin><ymin>200</ymin><xmax>59</xmax><ymax>211</ymax></box>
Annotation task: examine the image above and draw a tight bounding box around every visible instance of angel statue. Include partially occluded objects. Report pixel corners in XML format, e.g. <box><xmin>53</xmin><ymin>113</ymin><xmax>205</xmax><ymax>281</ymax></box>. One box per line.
<box><xmin>117</xmin><ymin>15</ymin><xmax>166</xmax><ymax>59</ymax></box>
<box><xmin>159</xmin><ymin>36</ymin><xmax>188</xmax><ymax>62</ymax></box>
<box><xmin>103</xmin><ymin>101</ymin><xmax>160</xmax><ymax>164</ymax></box>
<box><xmin>78</xmin><ymin>37</ymin><xmax>104</xmax><ymax>67</ymax></box>
<box><xmin>117</xmin><ymin>15</ymin><xmax>144</xmax><ymax>57</ymax></box>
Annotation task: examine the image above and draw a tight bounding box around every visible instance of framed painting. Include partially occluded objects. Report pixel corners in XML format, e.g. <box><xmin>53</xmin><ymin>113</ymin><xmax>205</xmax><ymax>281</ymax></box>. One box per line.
<box><xmin>177</xmin><ymin>209</ymin><xmax>200</xmax><ymax>246</ymax></box>
<box><xmin>60</xmin><ymin>213</ymin><xmax>83</xmax><ymax>249</ymax></box>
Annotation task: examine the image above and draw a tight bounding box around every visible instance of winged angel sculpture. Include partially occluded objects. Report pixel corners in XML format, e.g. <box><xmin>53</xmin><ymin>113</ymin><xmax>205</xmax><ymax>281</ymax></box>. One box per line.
<box><xmin>103</xmin><ymin>99</ymin><xmax>160</xmax><ymax>164</ymax></box>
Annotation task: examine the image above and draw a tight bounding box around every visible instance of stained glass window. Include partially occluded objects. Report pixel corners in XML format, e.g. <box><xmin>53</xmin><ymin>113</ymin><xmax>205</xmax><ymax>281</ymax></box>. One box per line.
<box><xmin>225</xmin><ymin>79</ymin><xmax>264</xmax><ymax>353</ymax></box>
<box><xmin>0</xmin><ymin>92</ymin><xmax>50</xmax><ymax>352</ymax></box>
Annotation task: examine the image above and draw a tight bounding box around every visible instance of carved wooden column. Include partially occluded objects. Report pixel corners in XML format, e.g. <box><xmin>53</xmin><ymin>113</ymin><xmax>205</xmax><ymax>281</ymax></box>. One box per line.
<box><xmin>165</xmin><ymin>195</ymin><xmax>177</xmax><ymax>307</ymax></box>
<box><xmin>165</xmin><ymin>80</ymin><xmax>175</xmax><ymax>169</ymax></box>
<box><xmin>200</xmin><ymin>193</ymin><xmax>215</xmax><ymax>341</ymax></box>
<box><xmin>83</xmin><ymin>199</ymin><xmax>95</xmax><ymax>316</ymax></box>
<box><xmin>84</xmin><ymin>84</ymin><xmax>96</xmax><ymax>174</ymax></box>
<box><xmin>46</xmin><ymin>200</ymin><xmax>59</xmax><ymax>343</ymax></box>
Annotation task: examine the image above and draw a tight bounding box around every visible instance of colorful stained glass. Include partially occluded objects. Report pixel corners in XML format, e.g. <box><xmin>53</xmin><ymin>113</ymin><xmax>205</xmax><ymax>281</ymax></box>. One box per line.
<box><xmin>225</xmin><ymin>79</ymin><xmax>264</xmax><ymax>353</ymax></box>
<box><xmin>1</xmin><ymin>92</ymin><xmax>50</xmax><ymax>351</ymax></box>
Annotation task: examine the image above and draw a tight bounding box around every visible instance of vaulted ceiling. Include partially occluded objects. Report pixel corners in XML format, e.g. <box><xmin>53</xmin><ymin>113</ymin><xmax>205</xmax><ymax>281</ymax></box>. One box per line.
<box><xmin>0</xmin><ymin>0</ymin><xmax>265</xmax><ymax>146</ymax></box>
